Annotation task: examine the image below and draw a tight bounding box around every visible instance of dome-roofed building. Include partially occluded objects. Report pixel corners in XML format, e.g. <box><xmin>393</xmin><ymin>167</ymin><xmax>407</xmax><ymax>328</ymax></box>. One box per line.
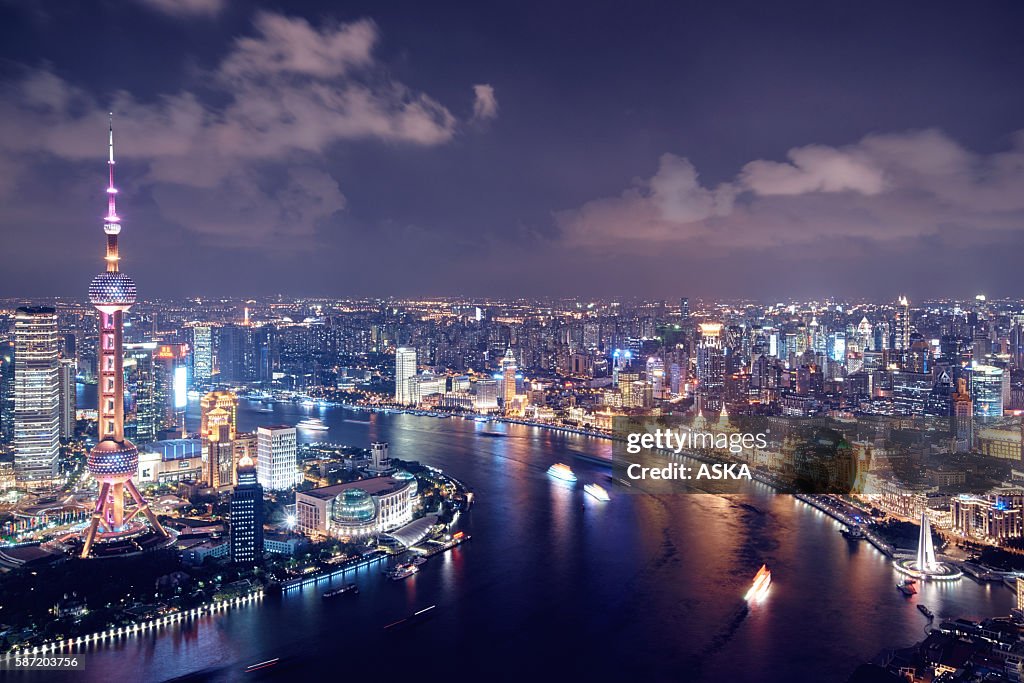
<box><xmin>295</xmin><ymin>475</ymin><xmax>415</xmax><ymax>540</ymax></box>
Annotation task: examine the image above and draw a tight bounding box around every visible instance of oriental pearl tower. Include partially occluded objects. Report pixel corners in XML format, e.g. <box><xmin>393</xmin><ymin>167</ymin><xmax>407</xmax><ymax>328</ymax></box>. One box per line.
<box><xmin>80</xmin><ymin>116</ymin><xmax>170</xmax><ymax>558</ymax></box>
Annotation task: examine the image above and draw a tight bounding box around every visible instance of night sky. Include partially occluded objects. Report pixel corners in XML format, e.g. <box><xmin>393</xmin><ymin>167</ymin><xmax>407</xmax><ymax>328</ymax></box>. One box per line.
<box><xmin>2</xmin><ymin>0</ymin><xmax>1024</xmax><ymax>300</ymax></box>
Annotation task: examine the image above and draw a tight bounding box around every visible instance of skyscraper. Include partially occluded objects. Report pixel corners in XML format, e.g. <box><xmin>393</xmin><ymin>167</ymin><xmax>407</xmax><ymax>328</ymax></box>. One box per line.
<box><xmin>125</xmin><ymin>343</ymin><xmax>156</xmax><ymax>443</ymax></box>
<box><xmin>192</xmin><ymin>326</ymin><xmax>213</xmax><ymax>386</ymax></box>
<box><xmin>501</xmin><ymin>347</ymin><xmax>518</xmax><ymax>413</ymax></box>
<box><xmin>80</xmin><ymin>116</ymin><xmax>168</xmax><ymax>557</ymax></box>
<box><xmin>894</xmin><ymin>295</ymin><xmax>911</xmax><ymax>352</ymax></box>
<box><xmin>201</xmin><ymin>390</ymin><xmax>238</xmax><ymax>490</ymax></box>
<box><xmin>952</xmin><ymin>377</ymin><xmax>973</xmax><ymax>453</ymax></box>
<box><xmin>646</xmin><ymin>356</ymin><xmax>665</xmax><ymax>399</ymax></box>
<box><xmin>154</xmin><ymin>343</ymin><xmax>188</xmax><ymax>436</ymax></box>
<box><xmin>0</xmin><ymin>341</ymin><xmax>14</xmax><ymax>443</ymax></box>
<box><xmin>14</xmin><ymin>306</ymin><xmax>60</xmax><ymax>487</ymax></box>
<box><xmin>200</xmin><ymin>390</ymin><xmax>238</xmax><ymax>437</ymax></box>
<box><xmin>229</xmin><ymin>453</ymin><xmax>264</xmax><ymax>565</ymax></box>
<box><xmin>57</xmin><ymin>357</ymin><xmax>76</xmax><ymax>442</ymax></box>
<box><xmin>970</xmin><ymin>364</ymin><xmax>1005</xmax><ymax>419</ymax></box>
<box><xmin>257</xmin><ymin>425</ymin><xmax>297</xmax><ymax>490</ymax></box>
<box><xmin>395</xmin><ymin>347</ymin><xmax>416</xmax><ymax>404</ymax></box>
<box><xmin>696</xmin><ymin>323</ymin><xmax>725</xmax><ymax>413</ymax></box>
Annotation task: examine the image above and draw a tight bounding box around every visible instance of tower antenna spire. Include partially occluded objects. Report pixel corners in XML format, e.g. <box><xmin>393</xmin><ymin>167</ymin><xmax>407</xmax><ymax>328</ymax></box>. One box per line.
<box><xmin>106</xmin><ymin>112</ymin><xmax>118</xmax><ymax>228</ymax></box>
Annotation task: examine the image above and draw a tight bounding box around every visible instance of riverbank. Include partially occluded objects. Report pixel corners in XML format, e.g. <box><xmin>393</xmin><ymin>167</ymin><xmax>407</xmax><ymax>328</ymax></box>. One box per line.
<box><xmin>795</xmin><ymin>493</ymin><xmax>895</xmax><ymax>558</ymax></box>
<box><xmin>1</xmin><ymin>589</ymin><xmax>265</xmax><ymax>662</ymax></box>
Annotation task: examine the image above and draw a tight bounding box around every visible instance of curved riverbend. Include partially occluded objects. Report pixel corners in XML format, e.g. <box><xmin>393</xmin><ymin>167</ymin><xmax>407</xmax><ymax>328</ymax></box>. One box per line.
<box><xmin>57</xmin><ymin>396</ymin><xmax>1015</xmax><ymax>682</ymax></box>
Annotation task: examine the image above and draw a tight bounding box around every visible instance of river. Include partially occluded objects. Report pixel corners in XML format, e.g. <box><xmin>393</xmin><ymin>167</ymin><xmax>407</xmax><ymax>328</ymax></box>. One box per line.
<box><xmin>52</xmin><ymin>392</ymin><xmax>1015</xmax><ymax>682</ymax></box>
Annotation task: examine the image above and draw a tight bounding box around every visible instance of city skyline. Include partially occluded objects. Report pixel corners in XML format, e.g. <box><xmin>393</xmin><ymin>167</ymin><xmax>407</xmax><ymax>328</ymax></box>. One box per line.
<box><xmin>4</xmin><ymin>4</ymin><xmax>1024</xmax><ymax>680</ymax></box>
<box><xmin>2</xmin><ymin>2</ymin><xmax>1024</xmax><ymax>299</ymax></box>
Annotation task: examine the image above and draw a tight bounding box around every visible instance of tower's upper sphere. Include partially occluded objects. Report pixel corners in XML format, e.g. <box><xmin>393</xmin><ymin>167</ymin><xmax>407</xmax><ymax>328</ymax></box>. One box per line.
<box><xmin>87</xmin><ymin>438</ymin><xmax>139</xmax><ymax>478</ymax></box>
<box><xmin>89</xmin><ymin>272</ymin><xmax>137</xmax><ymax>307</ymax></box>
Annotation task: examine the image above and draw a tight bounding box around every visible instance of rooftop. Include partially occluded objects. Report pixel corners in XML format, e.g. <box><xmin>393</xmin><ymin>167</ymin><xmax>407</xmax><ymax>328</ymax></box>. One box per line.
<box><xmin>300</xmin><ymin>476</ymin><xmax>411</xmax><ymax>501</ymax></box>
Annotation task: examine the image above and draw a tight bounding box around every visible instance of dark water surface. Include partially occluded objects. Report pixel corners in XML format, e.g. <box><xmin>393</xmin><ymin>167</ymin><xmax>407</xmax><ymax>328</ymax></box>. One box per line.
<box><xmin>50</xmin><ymin>393</ymin><xmax>1015</xmax><ymax>682</ymax></box>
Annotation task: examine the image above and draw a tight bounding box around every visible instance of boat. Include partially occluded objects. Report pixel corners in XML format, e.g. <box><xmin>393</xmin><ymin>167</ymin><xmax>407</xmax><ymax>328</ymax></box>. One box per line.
<box><xmin>244</xmin><ymin>658</ymin><xmax>280</xmax><ymax>673</ymax></box>
<box><xmin>410</xmin><ymin>555</ymin><xmax>428</xmax><ymax>566</ymax></box>
<box><xmin>547</xmin><ymin>463</ymin><xmax>578</xmax><ymax>482</ymax></box>
<box><xmin>297</xmin><ymin>418</ymin><xmax>329</xmax><ymax>432</ymax></box>
<box><xmin>841</xmin><ymin>525</ymin><xmax>866</xmax><ymax>540</ymax></box>
<box><xmin>744</xmin><ymin>564</ymin><xmax>771</xmax><ymax>602</ymax></box>
<box><xmin>384</xmin><ymin>604</ymin><xmax>437</xmax><ymax>631</ymax></box>
<box><xmin>584</xmin><ymin>483</ymin><xmax>610</xmax><ymax>501</ymax></box>
<box><xmin>897</xmin><ymin>582</ymin><xmax>917</xmax><ymax>596</ymax></box>
<box><xmin>917</xmin><ymin>604</ymin><xmax>934</xmax><ymax>619</ymax></box>
<box><xmin>322</xmin><ymin>583</ymin><xmax>358</xmax><ymax>598</ymax></box>
<box><xmin>386</xmin><ymin>563</ymin><xmax>419</xmax><ymax>581</ymax></box>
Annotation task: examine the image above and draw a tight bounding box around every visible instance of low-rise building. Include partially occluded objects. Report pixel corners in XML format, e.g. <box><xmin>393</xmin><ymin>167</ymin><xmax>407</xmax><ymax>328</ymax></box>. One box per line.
<box><xmin>137</xmin><ymin>438</ymin><xmax>203</xmax><ymax>485</ymax></box>
<box><xmin>295</xmin><ymin>475</ymin><xmax>415</xmax><ymax>540</ymax></box>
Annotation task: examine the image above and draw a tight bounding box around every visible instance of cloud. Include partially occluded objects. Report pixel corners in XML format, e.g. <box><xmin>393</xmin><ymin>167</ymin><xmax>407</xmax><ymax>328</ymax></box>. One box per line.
<box><xmin>0</xmin><ymin>12</ymin><xmax>478</xmax><ymax>245</ymax></box>
<box><xmin>471</xmin><ymin>84</ymin><xmax>498</xmax><ymax>121</ymax></box>
<box><xmin>557</xmin><ymin>129</ymin><xmax>1024</xmax><ymax>252</ymax></box>
<box><xmin>220</xmin><ymin>14</ymin><xmax>376</xmax><ymax>79</ymax></box>
<box><xmin>135</xmin><ymin>0</ymin><xmax>225</xmax><ymax>18</ymax></box>
<box><xmin>740</xmin><ymin>144</ymin><xmax>886</xmax><ymax>196</ymax></box>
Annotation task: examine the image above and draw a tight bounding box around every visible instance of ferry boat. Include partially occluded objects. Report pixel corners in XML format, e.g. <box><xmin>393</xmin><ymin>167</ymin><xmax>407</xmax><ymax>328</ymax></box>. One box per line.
<box><xmin>897</xmin><ymin>582</ymin><xmax>917</xmax><ymax>596</ymax></box>
<box><xmin>547</xmin><ymin>463</ymin><xmax>578</xmax><ymax>482</ymax></box>
<box><xmin>744</xmin><ymin>564</ymin><xmax>771</xmax><ymax>602</ymax></box>
<box><xmin>322</xmin><ymin>583</ymin><xmax>358</xmax><ymax>598</ymax></box>
<box><xmin>841</xmin><ymin>525</ymin><xmax>866</xmax><ymax>540</ymax></box>
<box><xmin>410</xmin><ymin>555</ymin><xmax>428</xmax><ymax>566</ymax></box>
<box><xmin>297</xmin><ymin>417</ymin><xmax>329</xmax><ymax>432</ymax></box>
<box><xmin>584</xmin><ymin>483</ymin><xmax>610</xmax><ymax>501</ymax></box>
<box><xmin>386</xmin><ymin>563</ymin><xmax>419</xmax><ymax>581</ymax></box>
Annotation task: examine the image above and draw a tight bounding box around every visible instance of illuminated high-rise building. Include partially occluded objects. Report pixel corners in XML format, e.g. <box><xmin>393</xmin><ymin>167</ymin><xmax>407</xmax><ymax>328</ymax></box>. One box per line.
<box><xmin>0</xmin><ymin>341</ymin><xmax>14</xmax><ymax>443</ymax></box>
<box><xmin>970</xmin><ymin>364</ymin><xmax>1005</xmax><ymax>419</ymax></box>
<box><xmin>14</xmin><ymin>306</ymin><xmax>60</xmax><ymax>488</ymax></box>
<box><xmin>80</xmin><ymin>116</ymin><xmax>168</xmax><ymax>557</ymax></box>
<box><xmin>192</xmin><ymin>325</ymin><xmax>213</xmax><ymax>386</ymax></box>
<box><xmin>200</xmin><ymin>390</ymin><xmax>238</xmax><ymax>436</ymax></box>
<box><xmin>646</xmin><ymin>356</ymin><xmax>665</xmax><ymax>399</ymax></box>
<box><xmin>257</xmin><ymin>425</ymin><xmax>297</xmax><ymax>491</ymax></box>
<box><xmin>57</xmin><ymin>357</ymin><xmax>77</xmax><ymax>442</ymax></box>
<box><xmin>856</xmin><ymin>317</ymin><xmax>873</xmax><ymax>352</ymax></box>
<box><xmin>125</xmin><ymin>343</ymin><xmax>157</xmax><ymax>443</ymax></box>
<box><xmin>395</xmin><ymin>347</ymin><xmax>416</xmax><ymax>404</ymax></box>
<box><xmin>894</xmin><ymin>295</ymin><xmax>911</xmax><ymax>352</ymax></box>
<box><xmin>154</xmin><ymin>344</ymin><xmax>188</xmax><ymax>435</ymax></box>
<box><xmin>696</xmin><ymin>323</ymin><xmax>725</xmax><ymax>413</ymax></box>
<box><xmin>501</xmin><ymin>347</ymin><xmax>518</xmax><ymax>412</ymax></box>
<box><xmin>952</xmin><ymin>377</ymin><xmax>973</xmax><ymax>453</ymax></box>
<box><xmin>200</xmin><ymin>390</ymin><xmax>239</xmax><ymax>489</ymax></box>
<box><xmin>229</xmin><ymin>453</ymin><xmax>264</xmax><ymax>565</ymax></box>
